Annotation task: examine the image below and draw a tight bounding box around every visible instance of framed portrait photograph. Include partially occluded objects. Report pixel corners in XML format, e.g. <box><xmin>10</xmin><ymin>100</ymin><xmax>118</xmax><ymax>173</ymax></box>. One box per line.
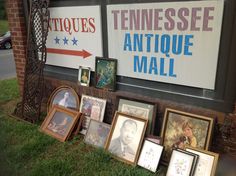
<box><xmin>47</xmin><ymin>86</ymin><xmax>80</xmax><ymax>113</ymax></box>
<box><xmin>161</xmin><ymin>108</ymin><xmax>214</xmax><ymax>162</ymax></box>
<box><xmin>117</xmin><ymin>96</ymin><xmax>157</xmax><ymax>135</ymax></box>
<box><xmin>95</xmin><ymin>57</ymin><xmax>117</xmax><ymax>91</ymax></box>
<box><xmin>78</xmin><ymin>66</ymin><xmax>91</xmax><ymax>86</ymax></box>
<box><xmin>137</xmin><ymin>139</ymin><xmax>164</xmax><ymax>172</ymax></box>
<box><xmin>79</xmin><ymin>94</ymin><xmax>107</xmax><ymax>134</ymax></box>
<box><xmin>105</xmin><ymin>111</ymin><xmax>148</xmax><ymax>165</ymax></box>
<box><xmin>40</xmin><ymin>105</ymin><xmax>81</xmax><ymax>142</ymax></box>
<box><xmin>186</xmin><ymin>147</ymin><xmax>219</xmax><ymax>176</ymax></box>
<box><xmin>166</xmin><ymin>149</ymin><xmax>197</xmax><ymax>176</ymax></box>
<box><xmin>84</xmin><ymin>119</ymin><xmax>110</xmax><ymax>148</ymax></box>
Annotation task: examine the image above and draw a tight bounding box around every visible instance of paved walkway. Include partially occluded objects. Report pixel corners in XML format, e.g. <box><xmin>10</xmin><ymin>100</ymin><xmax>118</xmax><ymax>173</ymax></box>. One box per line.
<box><xmin>0</xmin><ymin>49</ymin><xmax>16</xmax><ymax>80</ymax></box>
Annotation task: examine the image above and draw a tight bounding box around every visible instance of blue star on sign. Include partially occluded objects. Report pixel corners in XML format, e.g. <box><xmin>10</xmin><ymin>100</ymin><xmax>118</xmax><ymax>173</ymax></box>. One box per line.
<box><xmin>63</xmin><ymin>37</ymin><xmax>69</xmax><ymax>45</ymax></box>
<box><xmin>71</xmin><ymin>37</ymin><xmax>78</xmax><ymax>46</ymax></box>
<box><xmin>54</xmin><ymin>36</ymin><xmax>60</xmax><ymax>44</ymax></box>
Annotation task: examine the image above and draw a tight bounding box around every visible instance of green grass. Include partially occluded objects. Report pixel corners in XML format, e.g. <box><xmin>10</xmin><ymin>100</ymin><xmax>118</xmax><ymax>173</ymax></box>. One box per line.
<box><xmin>0</xmin><ymin>78</ymin><xmax>166</xmax><ymax>175</ymax></box>
<box><xmin>0</xmin><ymin>20</ymin><xmax>9</xmax><ymax>35</ymax></box>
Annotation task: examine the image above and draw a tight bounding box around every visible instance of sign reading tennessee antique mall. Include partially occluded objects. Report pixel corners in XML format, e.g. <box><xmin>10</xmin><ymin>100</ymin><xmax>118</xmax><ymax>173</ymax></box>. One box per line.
<box><xmin>46</xmin><ymin>6</ymin><xmax>103</xmax><ymax>70</ymax></box>
<box><xmin>107</xmin><ymin>0</ymin><xmax>224</xmax><ymax>89</ymax></box>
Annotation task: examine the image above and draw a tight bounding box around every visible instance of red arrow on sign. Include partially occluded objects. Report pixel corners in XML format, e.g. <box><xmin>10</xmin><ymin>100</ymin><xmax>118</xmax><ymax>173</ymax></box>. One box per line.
<box><xmin>47</xmin><ymin>48</ymin><xmax>92</xmax><ymax>59</ymax></box>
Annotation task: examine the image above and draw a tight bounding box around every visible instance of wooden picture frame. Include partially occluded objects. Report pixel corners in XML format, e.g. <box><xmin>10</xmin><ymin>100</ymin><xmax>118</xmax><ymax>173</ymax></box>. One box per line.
<box><xmin>186</xmin><ymin>146</ymin><xmax>219</xmax><ymax>176</ymax></box>
<box><xmin>95</xmin><ymin>56</ymin><xmax>117</xmax><ymax>91</ymax></box>
<box><xmin>79</xmin><ymin>94</ymin><xmax>107</xmax><ymax>135</ymax></box>
<box><xmin>116</xmin><ymin>95</ymin><xmax>157</xmax><ymax>135</ymax></box>
<box><xmin>166</xmin><ymin>149</ymin><xmax>198</xmax><ymax>176</ymax></box>
<box><xmin>47</xmin><ymin>86</ymin><xmax>80</xmax><ymax>113</ymax></box>
<box><xmin>40</xmin><ymin>105</ymin><xmax>81</xmax><ymax>142</ymax></box>
<box><xmin>78</xmin><ymin>66</ymin><xmax>91</xmax><ymax>86</ymax></box>
<box><xmin>137</xmin><ymin>139</ymin><xmax>164</xmax><ymax>172</ymax></box>
<box><xmin>105</xmin><ymin>111</ymin><xmax>148</xmax><ymax>165</ymax></box>
<box><xmin>161</xmin><ymin>108</ymin><xmax>214</xmax><ymax>163</ymax></box>
<box><xmin>84</xmin><ymin>119</ymin><xmax>110</xmax><ymax>148</ymax></box>
<box><xmin>146</xmin><ymin>135</ymin><xmax>163</xmax><ymax>145</ymax></box>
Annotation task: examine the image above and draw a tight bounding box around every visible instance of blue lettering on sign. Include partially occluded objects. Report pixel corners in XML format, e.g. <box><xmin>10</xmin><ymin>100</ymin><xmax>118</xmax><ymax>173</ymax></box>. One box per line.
<box><xmin>124</xmin><ymin>33</ymin><xmax>132</xmax><ymax>51</ymax></box>
<box><xmin>149</xmin><ymin>56</ymin><xmax>158</xmax><ymax>74</ymax></box>
<box><xmin>184</xmin><ymin>35</ymin><xmax>193</xmax><ymax>55</ymax></box>
<box><xmin>134</xmin><ymin>55</ymin><xmax>147</xmax><ymax>73</ymax></box>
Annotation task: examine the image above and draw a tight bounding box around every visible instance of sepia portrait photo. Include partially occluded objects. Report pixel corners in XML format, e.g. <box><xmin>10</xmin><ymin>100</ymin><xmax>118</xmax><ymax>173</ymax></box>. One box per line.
<box><xmin>78</xmin><ymin>66</ymin><xmax>91</xmax><ymax>86</ymax></box>
<box><xmin>106</xmin><ymin>112</ymin><xmax>147</xmax><ymax>165</ymax></box>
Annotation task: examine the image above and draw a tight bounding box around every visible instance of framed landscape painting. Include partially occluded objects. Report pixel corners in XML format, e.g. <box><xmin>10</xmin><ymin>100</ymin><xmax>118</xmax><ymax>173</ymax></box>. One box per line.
<box><xmin>95</xmin><ymin>57</ymin><xmax>117</xmax><ymax>91</ymax></box>
<box><xmin>161</xmin><ymin>108</ymin><xmax>214</xmax><ymax>162</ymax></box>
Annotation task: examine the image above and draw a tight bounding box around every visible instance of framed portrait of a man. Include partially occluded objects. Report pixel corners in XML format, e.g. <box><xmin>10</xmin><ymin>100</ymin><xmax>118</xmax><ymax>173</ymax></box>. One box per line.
<box><xmin>161</xmin><ymin>108</ymin><xmax>214</xmax><ymax>163</ymax></box>
<box><xmin>79</xmin><ymin>94</ymin><xmax>107</xmax><ymax>134</ymax></box>
<box><xmin>40</xmin><ymin>105</ymin><xmax>82</xmax><ymax>142</ymax></box>
<box><xmin>116</xmin><ymin>95</ymin><xmax>157</xmax><ymax>135</ymax></box>
<box><xmin>78</xmin><ymin>66</ymin><xmax>91</xmax><ymax>87</ymax></box>
<box><xmin>47</xmin><ymin>86</ymin><xmax>80</xmax><ymax>113</ymax></box>
<box><xmin>105</xmin><ymin>111</ymin><xmax>148</xmax><ymax>165</ymax></box>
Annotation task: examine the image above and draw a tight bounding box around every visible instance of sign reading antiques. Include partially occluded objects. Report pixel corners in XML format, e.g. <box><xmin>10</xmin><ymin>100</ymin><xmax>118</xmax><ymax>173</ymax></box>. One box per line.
<box><xmin>107</xmin><ymin>1</ymin><xmax>224</xmax><ymax>89</ymax></box>
<box><xmin>46</xmin><ymin>6</ymin><xmax>103</xmax><ymax>70</ymax></box>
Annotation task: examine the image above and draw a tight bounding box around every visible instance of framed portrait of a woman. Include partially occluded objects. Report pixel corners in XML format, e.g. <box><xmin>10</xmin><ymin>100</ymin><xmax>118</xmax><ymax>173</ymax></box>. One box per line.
<box><xmin>161</xmin><ymin>108</ymin><xmax>214</xmax><ymax>163</ymax></box>
<box><xmin>78</xmin><ymin>66</ymin><xmax>91</xmax><ymax>86</ymax></box>
<box><xmin>47</xmin><ymin>86</ymin><xmax>80</xmax><ymax>113</ymax></box>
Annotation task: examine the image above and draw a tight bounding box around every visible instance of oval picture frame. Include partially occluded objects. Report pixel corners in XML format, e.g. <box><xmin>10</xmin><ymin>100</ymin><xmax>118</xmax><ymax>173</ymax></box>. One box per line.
<box><xmin>47</xmin><ymin>86</ymin><xmax>80</xmax><ymax>113</ymax></box>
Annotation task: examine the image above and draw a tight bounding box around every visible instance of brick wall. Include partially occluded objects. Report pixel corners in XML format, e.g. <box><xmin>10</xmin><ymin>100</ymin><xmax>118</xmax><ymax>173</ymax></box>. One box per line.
<box><xmin>5</xmin><ymin>0</ymin><xmax>27</xmax><ymax>95</ymax></box>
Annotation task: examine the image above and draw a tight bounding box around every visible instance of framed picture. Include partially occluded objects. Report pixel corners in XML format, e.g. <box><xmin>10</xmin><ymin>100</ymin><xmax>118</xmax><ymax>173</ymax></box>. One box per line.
<box><xmin>166</xmin><ymin>149</ymin><xmax>197</xmax><ymax>176</ymax></box>
<box><xmin>78</xmin><ymin>66</ymin><xmax>91</xmax><ymax>86</ymax></box>
<box><xmin>137</xmin><ymin>139</ymin><xmax>164</xmax><ymax>172</ymax></box>
<box><xmin>105</xmin><ymin>112</ymin><xmax>148</xmax><ymax>165</ymax></box>
<box><xmin>117</xmin><ymin>96</ymin><xmax>157</xmax><ymax>135</ymax></box>
<box><xmin>186</xmin><ymin>147</ymin><xmax>219</xmax><ymax>176</ymax></box>
<box><xmin>84</xmin><ymin>119</ymin><xmax>110</xmax><ymax>148</ymax></box>
<box><xmin>146</xmin><ymin>135</ymin><xmax>163</xmax><ymax>145</ymax></box>
<box><xmin>79</xmin><ymin>94</ymin><xmax>107</xmax><ymax>134</ymax></box>
<box><xmin>47</xmin><ymin>86</ymin><xmax>80</xmax><ymax>113</ymax></box>
<box><xmin>95</xmin><ymin>57</ymin><xmax>117</xmax><ymax>91</ymax></box>
<box><xmin>40</xmin><ymin>105</ymin><xmax>81</xmax><ymax>142</ymax></box>
<box><xmin>160</xmin><ymin>108</ymin><xmax>214</xmax><ymax>162</ymax></box>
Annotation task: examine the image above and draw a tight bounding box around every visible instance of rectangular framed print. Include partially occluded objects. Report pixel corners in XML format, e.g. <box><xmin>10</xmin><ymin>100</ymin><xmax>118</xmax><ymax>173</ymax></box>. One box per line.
<box><xmin>161</xmin><ymin>108</ymin><xmax>214</xmax><ymax>162</ymax></box>
<box><xmin>186</xmin><ymin>147</ymin><xmax>219</xmax><ymax>176</ymax></box>
<box><xmin>78</xmin><ymin>66</ymin><xmax>91</xmax><ymax>86</ymax></box>
<box><xmin>137</xmin><ymin>139</ymin><xmax>164</xmax><ymax>172</ymax></box>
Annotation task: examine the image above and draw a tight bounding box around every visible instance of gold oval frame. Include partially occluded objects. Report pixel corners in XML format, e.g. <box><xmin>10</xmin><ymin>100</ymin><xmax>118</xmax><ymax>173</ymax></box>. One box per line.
<box><xmin>47</xmin><ymin>86</ymin><xmax>80</xmax><ymax>113</ymax></box>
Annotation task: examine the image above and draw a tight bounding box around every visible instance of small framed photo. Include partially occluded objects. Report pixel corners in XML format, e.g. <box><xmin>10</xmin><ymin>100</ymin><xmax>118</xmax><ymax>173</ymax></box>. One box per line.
<box><xmin>166</xmin><ymin>149</ymin><xmax>197</xmax><ymax>176</ymax></box>
<box><xmin>146</xmin><ymin>135</ymin><xmax>163</xmax><ymax>145</ymax></box>
<box><xmin>40</xmin><ymin>105</ymin><xmax>81</xmax><ymax>142</ymax></box>
<box><xmin>137</xmin><ymin>139</ymin><xmax>164</xmax><ymax>172</ymax></box>
<box><xmin>186</xmin><ymin>147</ymin><xmax>219</xmax><ymax>176</ymax></box>
<box><xmin>105</xmin><ymin>112</ymin><xmax>148</xmax><ymax>165</ymax></box>
<box><xmin>78</xmin><ymin>66</ymin><xmax>91</xmax><ymax>86</ymax></box>
<box><xmin>95</xmin><ymin>57</ymin><xmax>117</xmax><ymax>91</ymax></box>
<box><xmin>84</xmin><ymin>119</ymin><xmax>110</xmax><ymax>148</ymax></box>
<box><xmin>161</xmin><ymin>108</ymin><xmax>214</xmax><ymax>162</ymax></box>
<box><xmin>79</xmin><ymin>94</ymin><xmax>107</xmax><ymax>134</ymax></box>
<box><xmin>47</xmin><ymin>86</ymin><xmax>80</xmax><ymax>113</ymax></box>
<box><xmin>117</xmin><ymin>96</ymin><xmax>157</xmax><ymax>135</ymax></box>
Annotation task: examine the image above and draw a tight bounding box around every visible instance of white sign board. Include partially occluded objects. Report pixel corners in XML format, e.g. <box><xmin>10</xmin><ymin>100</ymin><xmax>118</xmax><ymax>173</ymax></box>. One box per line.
<box><xmin>107</xmin><ymin>1</ymin><xmax>224</xmax><ymax>89</ymax></box>
<box><xmin>46</xmin><ymin>6</ymin><xmax>103</xmax><ymax>70</ymax></box>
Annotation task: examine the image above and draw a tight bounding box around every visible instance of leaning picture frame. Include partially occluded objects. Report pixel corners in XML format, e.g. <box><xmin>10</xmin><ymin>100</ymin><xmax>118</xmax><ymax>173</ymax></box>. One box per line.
<box><xmin>137</xmin><ymin>139</ymin><xmax>164</xmax><ymax>172</ymax></box>
<box><xmin>105</xmin><ymin>111</ymin><xmax>148</xmax><ymax>165</ymax></box>
<box><xmin>40</xmin><ymin>105</ymin><xmax>81</xmax><ymax>142</ymax></box>
<box><xmin>160</xmin><ymin>108</ymin><xmax>214</xmax><ymax>163</ymax></box>
<box><xmin>116</xmin><ymin>95</ymin><xmax>157</xmax><ymax>135</ymax></box>
<box><xmin>79</xmin><ymin>94</ymin><xmax>107</xmax><ymax>134</ymax></box>
<box><xmin>186</xmin><ymin>146</ymin><xmax>219</xmax><ymax>176</ymax></box>
<box><xmin>78</xmin><ymin>66</ymin><xmax>91</xmax><ymax>86</ymax></box>
<box><xmin>95</xmin><ymin>56</ymin><xmax>117</xmax><ymax>91</ymax></box>
<box><xmin>166</xmin><ymin>149</ymin><xmax>197</xmax><ymax>176</ymax></box>
<box><xmin>47</xmin><ymin>86</ymin><xmax>80</xmax><ymax>113</ymax></box>
<box><xmin>84</xmin><ymin>119</ymin><xmax>111</xmax><ymax>148</ymax></box>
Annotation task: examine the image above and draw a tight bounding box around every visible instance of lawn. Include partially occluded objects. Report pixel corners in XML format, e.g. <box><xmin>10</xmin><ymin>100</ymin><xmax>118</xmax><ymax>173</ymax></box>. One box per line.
<box><xmin>0</xmin><ymin>20</ymin><xmax>9</xmax><ymax>35</ymax></box>
<box><xmin>0</xmin><ymin>78</ymin><xmax>166</xmax><ymax>176</ymax></box>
